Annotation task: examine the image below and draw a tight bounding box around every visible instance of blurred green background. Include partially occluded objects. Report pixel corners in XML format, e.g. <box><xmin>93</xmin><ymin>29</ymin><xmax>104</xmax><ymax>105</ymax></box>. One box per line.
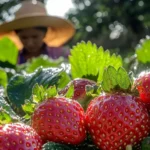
<box><xmin>0</xmin><ymin>0</ymin><xmax>150</xmax><ymax>58</ymax></box>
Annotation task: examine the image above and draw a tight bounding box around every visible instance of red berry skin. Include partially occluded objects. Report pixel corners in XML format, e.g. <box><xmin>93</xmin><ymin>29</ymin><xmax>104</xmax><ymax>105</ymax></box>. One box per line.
<box><xmin>59</xmin><ymin>78</ymin><xmax>96</xmax><ymax>101</ymax></box>
<box><xmin>85</xmin><ymin>93</ymin><xmax>150</xmax><ymax>150</ymax></box>
<box><xmin>31</xmin><ymin>97</ymin><xmax>86</xmax><ymax>145</ymax></box>
<box><xmin>133</xmin><ymin>73</ymin><xmax>150</xmax><ymax>103</ymax></box>
<box><xmin>0</xmin><ymin>123</ymin><xmax>42</xmax><ymax>150</ymax></box>
<box><xmin>146</xmin><ymin>103</ymin><xmax>150</xmax><ymax>114</ymax></box>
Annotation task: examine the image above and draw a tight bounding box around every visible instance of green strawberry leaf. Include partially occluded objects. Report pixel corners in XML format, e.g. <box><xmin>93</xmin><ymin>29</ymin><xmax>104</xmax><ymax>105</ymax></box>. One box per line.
<box><xmin>102</xmin><ymin>66</ymin><xmax>131</xmax><ymax>92</ymax></box>
<box><xmin>64</xmin><ymin>83</ymin><xmax>74</xmax><ymax>98</ymax></box>
<box><xmin>57</xmin><ymin>71</ymin><xmax>71</xmax><ymax>89</ymax></box>
<box><xmin>0</xmin><ymin>96</ymin><xmax>20</xmax><ymax>124</ymax></box>
<box><xmin>82</xmin><ymin>73</ymin><xmax>99</xmax><ymax>82</ymax></box>
<box><xmin>7</xmin><ymin>67</ymin><xmax>64</xmax><ymax>115</ymax></box>
<box><xmin>136</xmin><ymin>37</ymin><xmax>150</xmax><ymax>63</ymax></box>
<box><xmin>0</xmin><ymin>37</ymin><xmax>18</xmax><ymax>65</ymax></box>
<box><xmin>42</xmin><ymin>142</ymin><xmax>77</xmax><ymax>150</ymax></box>
<box><xmin>22</xmin><ymin>55</ymin><xmax>64</xmax><ymax>73</ymax></box>
<box><xmin>0</xmin><ymin>61</ymin><xmax>16</xmax><ymax>69</ymax></box>
<box><xmin>0</xmin><ymin>69</ymin><xmax>7</xmax><ymax>88</ymax></box>
<box><xmin>0</xmin><ymin>111</ymin><xmax>12</xmax><ymax>124</ymax></box>
<box><xmin>69</xmin><ymin>41</ymin><xmax>122</xmax><ymax>82</ymax></box>
<box><xmin>0</xmin><ymin>87</ymin><xmax>5</xmax><ymax>97</ymax></box>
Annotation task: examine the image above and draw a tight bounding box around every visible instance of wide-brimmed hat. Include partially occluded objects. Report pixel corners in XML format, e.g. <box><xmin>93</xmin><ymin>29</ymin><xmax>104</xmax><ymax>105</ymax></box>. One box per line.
<box><xmin>0</xmin><ymin>0</ymin><xmax>75</xmax><ymax>49</ymax></box>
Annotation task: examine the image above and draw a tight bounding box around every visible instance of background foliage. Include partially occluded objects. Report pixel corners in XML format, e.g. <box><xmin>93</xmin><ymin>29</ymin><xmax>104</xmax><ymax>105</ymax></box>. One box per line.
<box><xmin>0</xmin><ymin>0</ymin><xmax>46</xmax><ymax>22</ymax></box>
<box><xmin>66</xmin><ymin>0</ymin><xmax>150</xmax><ymax>57</ymax></box>
<box><xmin>0</xmin><ymin>0</ymin><xmax>150</xmax><ymax>57</ymax></box>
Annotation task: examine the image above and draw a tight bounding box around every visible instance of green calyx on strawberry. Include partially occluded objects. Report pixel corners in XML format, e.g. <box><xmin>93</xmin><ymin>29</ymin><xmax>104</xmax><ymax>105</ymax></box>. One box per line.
<box><xmin>101</xmin><ymin>66</ymin><xmax>133</xmax><ymax>93</ymax></box>
<box><xmin>22</xmin><ymin>84</ymin><xmax>86</xmax><ymax>145</ymax></box>
<box><xmin>85</xmin><ymin>66</ymin><xmax>150</xmax><ymax>150</ymax></box>
<box><xmin>0</xmin><ymin>122</ymin><xmax>42</xmax><ymax>150</ymax></box>
<box><xmin>58</xmin><ymin>78</ymin><xmax>97</xmax><ymax>111</ymax></box>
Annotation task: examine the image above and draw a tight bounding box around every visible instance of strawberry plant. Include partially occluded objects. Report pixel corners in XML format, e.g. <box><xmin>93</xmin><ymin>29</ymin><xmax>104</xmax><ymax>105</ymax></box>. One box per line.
<box><xmin>0</xmin><ymin>39</ymin><xmax>150</xmax><ymax>149</ymax></box>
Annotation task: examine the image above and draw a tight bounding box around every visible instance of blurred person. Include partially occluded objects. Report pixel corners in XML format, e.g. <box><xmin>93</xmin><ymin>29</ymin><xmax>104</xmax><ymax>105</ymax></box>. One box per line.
<box><xmin>0</xmin><ymin>0</ymin><xmax>75</xmax><ymax>64</ymax></box>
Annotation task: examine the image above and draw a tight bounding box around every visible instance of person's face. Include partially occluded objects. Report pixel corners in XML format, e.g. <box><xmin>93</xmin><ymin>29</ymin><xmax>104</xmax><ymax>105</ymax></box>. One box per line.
<box><xmin>17</xmin><ymin>28</ymin><xmax>46</xmax><ymax>52</ymax></box>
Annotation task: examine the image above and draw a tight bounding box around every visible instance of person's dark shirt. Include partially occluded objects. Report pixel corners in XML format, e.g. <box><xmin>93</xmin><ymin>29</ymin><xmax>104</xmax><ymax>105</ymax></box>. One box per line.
<box><xmin>18</xmin><ymin>43</ymin><xmax>69</xmax><ymax>64</ymax></box>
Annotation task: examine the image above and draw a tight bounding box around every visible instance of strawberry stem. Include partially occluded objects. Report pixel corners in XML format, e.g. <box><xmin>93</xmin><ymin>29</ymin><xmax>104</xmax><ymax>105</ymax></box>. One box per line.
<box><xmin>126</xmin><ymin>145</ymin><xmax>132</xmax><ymax>150</ymax></box>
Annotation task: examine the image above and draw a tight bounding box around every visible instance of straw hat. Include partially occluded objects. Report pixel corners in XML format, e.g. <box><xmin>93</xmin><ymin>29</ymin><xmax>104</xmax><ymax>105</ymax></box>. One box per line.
<box><xmin>0</xmin><ymin>0</ymin><xmax>75</xmax><ymax>49</ymax></box>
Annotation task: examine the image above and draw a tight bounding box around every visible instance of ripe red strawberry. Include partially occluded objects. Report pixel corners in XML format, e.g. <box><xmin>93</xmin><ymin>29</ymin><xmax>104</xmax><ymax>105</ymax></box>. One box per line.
<box><xmin>59</xmin><ymin>78</ymin><xmax>96</xmax><ymax>111</ymax></box>
<box><xmin>59</xmin><ymin>78</ymin><xmax>96</xmax><ymax>101</ymax></box>
<box><xmin>85</xmin><ymin>93</ymin><xmax>150</xmax><ymax>150</ymax></box>
<box><xmin>31</xmin><ymin>96</ymin><xmax>86</xmax><ymax>145</ymax></box>
<box><xmin>0</xmin><ymin>123</ymin><xmax>42</xmax><ymax>150</ymax></box>
<box><xmin>133</xmin><ymin>72</ymin><xmax>150</xmax><ymax>103</ymax></box>
<box><xmin>146</xmin><ymin>103</ymin><xmax>150</xmax><ymax>114</ymax></box>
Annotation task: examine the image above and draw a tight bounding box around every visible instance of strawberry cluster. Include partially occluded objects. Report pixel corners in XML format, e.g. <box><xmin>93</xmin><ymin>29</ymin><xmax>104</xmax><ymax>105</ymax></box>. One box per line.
<box><xmin>0</xmin><ymin>72</ymin><xmax>150</xmax><ymax>150</ymax></box>
<box><xmin>0</xmin><ymin>40</ymin><xmax>150</xmax><ymax>149</ymax></box>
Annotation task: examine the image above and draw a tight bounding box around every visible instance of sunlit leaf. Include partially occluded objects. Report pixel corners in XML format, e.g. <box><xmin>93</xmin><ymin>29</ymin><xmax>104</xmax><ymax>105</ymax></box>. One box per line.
<box><xmin>0</xmin><ymin>69</ymin><xmax>7</xmax><ymax>88</ymax></box>
<box><xmin>69</xmin><ymin>41</ymin><xmax>122</xmax><ymax>82</ymax></box>
<box><xmin>136</xmin><ymin>38</ymin><xmax>150</xmax><ymax>63</ymax></box>
<box><xmin>0</xmin><ymin>37</ymin><xmax>18</xmax><ymax>65</ymax></box>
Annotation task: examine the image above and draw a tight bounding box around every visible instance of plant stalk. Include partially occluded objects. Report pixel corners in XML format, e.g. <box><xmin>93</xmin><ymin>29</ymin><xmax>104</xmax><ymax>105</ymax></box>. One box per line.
<box><xmin>126</xmin><ymin>145</ymin><xmax>132</xmax><ymax>150</ymax></box>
